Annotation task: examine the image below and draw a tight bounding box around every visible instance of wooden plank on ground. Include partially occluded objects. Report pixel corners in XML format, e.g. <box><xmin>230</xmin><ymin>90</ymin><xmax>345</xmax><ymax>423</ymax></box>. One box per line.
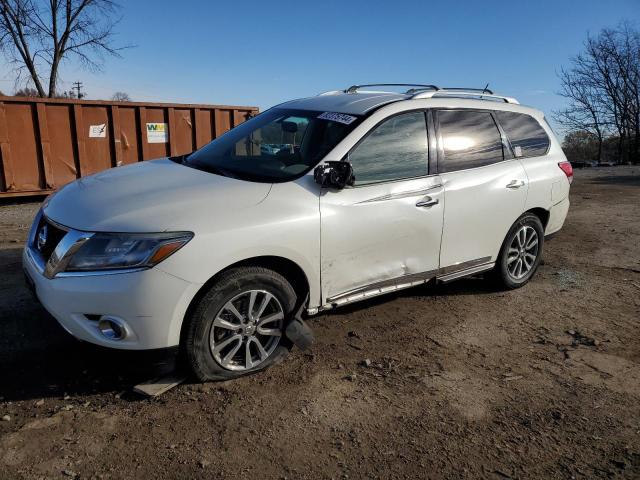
<box><xmin>133</xmin><ymin>372</ymin><xmax>186</xmax><ymax>398</ymax></box>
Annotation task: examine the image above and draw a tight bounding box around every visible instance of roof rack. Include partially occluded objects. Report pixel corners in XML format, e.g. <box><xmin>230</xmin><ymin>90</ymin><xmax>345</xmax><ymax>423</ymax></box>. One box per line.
<box><xmin>345</xmin><ymin>84</ymin><xmax>439</xmax><ymax>94</ymax></box>
<box><xmin>340</xmin><ymin>84</ymin><xmax>518</xmax><ymax>104</ymax></box>
<box><xmin>319</xmin><ymin>84</ymin><xmax>519</xmax><ymax>104</ymax></box>
<box><xmin>411</xmin><ymin>88</ymin><xmax>519</xmax><ymax>104</ymax></box>
<box><xmin>434</xmin><ymin>87</ymin><xmax>493</xmax><ymax>94</ymax></box>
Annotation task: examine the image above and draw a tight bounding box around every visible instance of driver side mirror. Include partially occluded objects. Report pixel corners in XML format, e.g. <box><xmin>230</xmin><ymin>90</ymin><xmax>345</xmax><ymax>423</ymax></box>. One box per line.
<box><xmin>313</xmin><ymin>161</ymin><xmax>355</xmax><ymax>189</ymax></box>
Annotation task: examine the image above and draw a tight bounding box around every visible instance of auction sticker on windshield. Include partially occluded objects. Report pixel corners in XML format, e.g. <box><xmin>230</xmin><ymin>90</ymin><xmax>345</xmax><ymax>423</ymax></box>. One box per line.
<box><xmin>317</xmin><ymin>112</ymin><xmax>358</xmax><ymax>125</ymax></box>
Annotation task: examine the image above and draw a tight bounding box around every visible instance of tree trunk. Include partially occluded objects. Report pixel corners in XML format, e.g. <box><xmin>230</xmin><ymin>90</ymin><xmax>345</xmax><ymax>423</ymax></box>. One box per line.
<box><xmin>47</xmin><ymin>60</ymin><xmax>59</xmax><ymax>98</ymax></box>
<box><xmin>617</xmin><ymin>135</ymin><xmax>625</xmax><ymax>164</ymax></box>
<box><xmin>26</xmin><ymin>64</ymin><xmax>46</xmax><ymax>97</ymax></box>
<box><xmin>597</xmin><ymin>136</ymin><xmax>603</xmax><ymax>163</ymax></box>
<box><xmin>634</xmin><ymin>111</ymin><xmax>640</xmax><ymax>164</ymax></box>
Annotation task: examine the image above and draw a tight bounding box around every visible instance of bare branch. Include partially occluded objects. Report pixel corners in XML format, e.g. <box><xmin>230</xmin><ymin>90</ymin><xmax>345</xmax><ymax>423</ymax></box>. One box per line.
<box><xmin>0</xmin><ymin>0</ymin><xmax>130</xmax><ymax>97</ymax></box>
<box><xmin>556</xmin><ymin>23</ymin><xmax>640</xmax><ymax>163</ymax></box>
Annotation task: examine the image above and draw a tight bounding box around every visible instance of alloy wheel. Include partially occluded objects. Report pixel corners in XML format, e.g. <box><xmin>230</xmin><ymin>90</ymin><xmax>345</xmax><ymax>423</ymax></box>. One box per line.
<box><xmin>209</xmin><ymin>290</ymin><xmax>284</xmax><ymax>371</ymax></box>
<box><xmin>507</xmin><ymin>225</ymin><xmax>539</xmax><ymax>280</ymax></box>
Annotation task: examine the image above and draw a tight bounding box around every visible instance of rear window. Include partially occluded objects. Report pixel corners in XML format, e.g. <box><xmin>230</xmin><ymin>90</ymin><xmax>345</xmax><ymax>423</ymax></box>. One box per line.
<box><xmin>494</xmin><ymin>111</ymin><xmax>550</xmax><ymax>158</ymax></box>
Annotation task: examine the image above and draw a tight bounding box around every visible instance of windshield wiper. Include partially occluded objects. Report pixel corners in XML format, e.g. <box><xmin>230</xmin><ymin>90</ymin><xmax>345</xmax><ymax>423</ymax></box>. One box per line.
<box><xmin>168</xmin><ymin>154</ymin><xmax>187</xmax><ymax>164</ymax></box>
<box><xmin>182</xmin><ymin>158</ymin><xmax>238</xmax><ymax>179</ymax></box>
<box><xmin>208</xmin><ymin>166</ymin><xmax>238</xmax><ymax>179</ymax></box>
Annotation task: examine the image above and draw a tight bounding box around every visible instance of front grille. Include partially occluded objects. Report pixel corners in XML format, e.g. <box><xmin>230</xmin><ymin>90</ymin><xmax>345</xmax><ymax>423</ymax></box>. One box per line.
<box><xmin>34</xmin><ymin>217</ymin><xmax>67</xmax><ymax>262</ymax></box>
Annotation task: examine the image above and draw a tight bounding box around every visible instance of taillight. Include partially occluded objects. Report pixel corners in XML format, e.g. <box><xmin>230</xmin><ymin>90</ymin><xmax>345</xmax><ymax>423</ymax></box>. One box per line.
<box><xmin>558</xmin><ymin>161</ymin><xmax>573</xmax><ymax>184</ymax></box>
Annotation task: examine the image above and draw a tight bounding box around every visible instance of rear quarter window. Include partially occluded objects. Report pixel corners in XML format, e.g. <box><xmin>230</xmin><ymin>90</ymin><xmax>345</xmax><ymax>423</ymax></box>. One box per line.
<box><xmin>494</xmin><ymin>111</ymin><xmax>550</xmax><ymax>158</ymax></box>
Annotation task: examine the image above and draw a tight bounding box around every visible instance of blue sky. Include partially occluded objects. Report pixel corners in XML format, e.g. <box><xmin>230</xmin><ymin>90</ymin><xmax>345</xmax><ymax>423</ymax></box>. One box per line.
<box><xmin>1</xmin><ymin>0</ymin><xmax>639</xmax><ymax>132</ymax></box>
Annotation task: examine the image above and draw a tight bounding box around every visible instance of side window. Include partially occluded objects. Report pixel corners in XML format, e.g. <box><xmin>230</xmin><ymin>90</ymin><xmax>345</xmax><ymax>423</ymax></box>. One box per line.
<box><xmin>494</xmin><ymin>111</ymin><xmax>550</xmax><ymax>158</ymax></box>
<box><xmin>348</xmin><ymin>111</ymin><xmax>428</xmax><ymax>185</ymax></box>
<box><xmin>437</xmin><ymin>110</ymin><xmax>504</xmax><ymax>173</ymax></box>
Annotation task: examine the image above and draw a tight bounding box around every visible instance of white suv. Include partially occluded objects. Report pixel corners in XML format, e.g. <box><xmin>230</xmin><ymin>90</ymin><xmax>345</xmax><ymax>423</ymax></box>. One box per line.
<box><xmin>23</xmin><ymin>84</ymin><xmax>572</xmax><ymax>381</ymax></box>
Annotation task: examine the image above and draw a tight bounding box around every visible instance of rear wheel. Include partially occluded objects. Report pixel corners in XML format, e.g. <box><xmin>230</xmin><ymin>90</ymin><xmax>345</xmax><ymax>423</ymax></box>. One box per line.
<box><xmin>182</xmin><ymin>267</ymin><xmax>296</xmax><ymax>381</ymax></box>
<box><xmin>493</xmin><ymin>213</ymin><xmax>544</xmax><ymax>289</ymax></box>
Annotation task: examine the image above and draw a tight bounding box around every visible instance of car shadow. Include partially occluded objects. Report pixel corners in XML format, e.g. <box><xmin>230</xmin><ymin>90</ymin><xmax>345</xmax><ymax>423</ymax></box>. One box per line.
<box><xmin>588</xmin><ymin>174</ymin><xmax>640</xmax><ymax>187</ymax></box>
<box><xmin>1</xmin><ymin>243</ymin><xmax>502</xmax><ymax>402</ymax></box>
<box><xmin>0</xmin><ymin>247</ymin><xmax>180</xmax><ymax>403</ymax></box>
<box><xmin>0</xmin><ymin>195</ymin><xmax>47</xmax><ymax>207</ymax></box>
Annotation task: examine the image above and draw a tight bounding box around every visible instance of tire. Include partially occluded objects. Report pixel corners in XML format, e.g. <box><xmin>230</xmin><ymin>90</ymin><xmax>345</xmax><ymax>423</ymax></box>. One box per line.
<box><xmin>493</xmin><ymin>213</ymin><xmax>545</xmax><ymax>289</ymax></box>
<box><xmin>182</xmin><ymin>267</ymin><xmax>296</xmax><ymax>381</ymax></box>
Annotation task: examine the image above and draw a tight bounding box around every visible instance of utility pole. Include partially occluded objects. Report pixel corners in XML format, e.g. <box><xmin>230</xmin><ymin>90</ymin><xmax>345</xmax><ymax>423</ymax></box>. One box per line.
<box><xmin>72</xmin><ymin>81</ymin><xmax>84</xmax><ymax>99</ymax></box>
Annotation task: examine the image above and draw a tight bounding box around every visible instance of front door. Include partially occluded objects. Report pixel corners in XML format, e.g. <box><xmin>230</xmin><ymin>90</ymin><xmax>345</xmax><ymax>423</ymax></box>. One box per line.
<box><xmin>320</xmin><ymin>111</ymin><xmax>444</xmax><ymax>305</ymax></box>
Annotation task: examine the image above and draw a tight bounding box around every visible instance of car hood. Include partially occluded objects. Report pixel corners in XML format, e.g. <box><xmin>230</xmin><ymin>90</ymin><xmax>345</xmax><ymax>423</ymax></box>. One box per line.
<box><xmin>43</xmin><ymin>158</ymin><xmax>272</xmax><ymax>232</ymax></box>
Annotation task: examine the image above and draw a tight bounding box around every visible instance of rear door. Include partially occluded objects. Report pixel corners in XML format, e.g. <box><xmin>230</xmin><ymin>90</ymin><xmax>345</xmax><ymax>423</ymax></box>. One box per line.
<box><xmin>493</xmin><ymin>111</ymin><xmax>565</xmax><ymax>215</ymax></box>
<box><xmin>435</xmin><ymin>109</ymin><xmax>528</xmax><ymax>271</ymax></box>
<box><xmin>320</xmin><ymin>111</ymin><xmax>444</xmax><ymax>304</ymax></box>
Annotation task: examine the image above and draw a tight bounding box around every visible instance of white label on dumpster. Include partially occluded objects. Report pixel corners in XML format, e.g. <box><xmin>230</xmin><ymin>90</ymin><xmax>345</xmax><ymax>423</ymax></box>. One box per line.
<box><xmin>317</xmin><ymin>112</ymin><xmax>358</xmax><ymax>125</ymax></box>
<box><xmin>89</xmin><ymin>124</ymin><xmax>107</xmax><ymax>138</ymax></box>
<box><xmin>146</xmin><ymin>123</ymin><xmax>168</xmax><ymax>143</ymax></box>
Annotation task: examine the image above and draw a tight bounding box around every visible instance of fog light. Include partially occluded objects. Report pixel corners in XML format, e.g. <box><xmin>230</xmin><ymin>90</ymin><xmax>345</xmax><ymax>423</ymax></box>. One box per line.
<box><xmin>97</xmin><ymin>316</ymin><xmax>127</xmax><ymax>340</ymax></box>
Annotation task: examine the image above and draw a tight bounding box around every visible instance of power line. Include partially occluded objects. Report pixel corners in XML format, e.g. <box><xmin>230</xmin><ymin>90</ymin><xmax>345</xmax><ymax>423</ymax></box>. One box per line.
<box><xmin>72</xmin><ymin>81</ymin><xmax>84</xmax><ymax>99</ymax></box>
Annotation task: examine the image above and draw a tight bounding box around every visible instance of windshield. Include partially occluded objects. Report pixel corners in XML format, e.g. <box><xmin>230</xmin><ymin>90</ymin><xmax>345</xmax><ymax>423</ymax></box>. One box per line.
<box><xmin>185</xmin><ymin>108</ymin><xmax>363</xmax><ymax>182</ymax></box>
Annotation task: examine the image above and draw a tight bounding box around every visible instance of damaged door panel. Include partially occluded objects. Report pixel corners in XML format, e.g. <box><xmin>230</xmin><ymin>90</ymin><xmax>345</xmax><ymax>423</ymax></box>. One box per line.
<box><xmin>320</xmin><ymin>176</ymin><xmax>444</xmax><ymax>302</ymax></box>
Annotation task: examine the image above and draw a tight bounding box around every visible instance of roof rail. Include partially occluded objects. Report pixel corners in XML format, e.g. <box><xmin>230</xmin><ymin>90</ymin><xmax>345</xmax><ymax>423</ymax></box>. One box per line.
<box><xmin>435</xmin><ymin>87</ymin><xmax>494</xmax><ymax>94</ymax></box>
<box><xmin>345</xmin><ymin>84</ymin><xmax>439</xmax><ymax>94</ymax></box>
<box><xmin>319</xmin><ymin>84</ymin><xmax>519</xmax><ymax>104</ymax></box>
<box><xmin>411</xmin><ymin>89</ymin><xmax>519</xmax><ymax>104</ymax></box>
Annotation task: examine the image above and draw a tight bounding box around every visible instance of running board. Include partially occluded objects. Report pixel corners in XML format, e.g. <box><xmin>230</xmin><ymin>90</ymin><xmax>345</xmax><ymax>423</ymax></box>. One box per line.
<box><xmin>312</xmin><ymin>257</ymin><xmax>494</xmax><ymax>314</ymax></box>
<box><xmin>436</xmin><ymin>261</ymin><xmax>494</xmax><ymax>283</ymax></box>
<box><xmin>325</xmin><ymin>270</ymin><xmax>438</xmax><ymax>308</ymax></box>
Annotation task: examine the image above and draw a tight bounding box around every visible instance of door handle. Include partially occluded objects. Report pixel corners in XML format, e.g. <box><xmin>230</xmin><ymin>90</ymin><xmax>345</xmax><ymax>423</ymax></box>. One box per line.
<box><xmin>416</xmin><ymin>196</ymin><xmax>439</xmax><ymax>208</ymax></box>
<box><xmin>506</xmin><ymin>180</ymin><xmax>526</xmax><ymax>189</ymax></box>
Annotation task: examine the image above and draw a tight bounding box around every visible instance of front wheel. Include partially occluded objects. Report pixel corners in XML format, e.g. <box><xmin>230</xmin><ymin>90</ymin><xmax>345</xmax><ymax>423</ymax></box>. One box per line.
<box><xmin>493</xmin><ymin>213</ymin><xmax>544</xmax><ymax>289</ymax></box>
<box><xmin>182</xmin><ymin>267</ymin><xmax>296</xmax><ymax>381</ymax></box>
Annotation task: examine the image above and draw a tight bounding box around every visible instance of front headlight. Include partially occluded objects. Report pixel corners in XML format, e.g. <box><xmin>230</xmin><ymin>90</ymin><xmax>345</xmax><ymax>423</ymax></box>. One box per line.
<box><xmin>65</xmin><ymin>232</ymin><xmax>193</xmax><ymax>271</ymax></box>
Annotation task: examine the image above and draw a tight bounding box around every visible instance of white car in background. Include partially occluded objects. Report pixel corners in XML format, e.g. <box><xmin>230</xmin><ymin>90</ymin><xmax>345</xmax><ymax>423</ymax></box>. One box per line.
<box><xmin>23</xmin><ymin>84</ymin><xmax>572</xmax><ymax>381</ymax></box>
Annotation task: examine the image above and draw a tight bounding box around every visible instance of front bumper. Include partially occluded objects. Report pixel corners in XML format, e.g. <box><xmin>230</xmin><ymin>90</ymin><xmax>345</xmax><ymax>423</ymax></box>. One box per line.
<box><xmin>23</xmin><ymin>246</ymin><xmax>201</xmax><ymax>350</ymax></box>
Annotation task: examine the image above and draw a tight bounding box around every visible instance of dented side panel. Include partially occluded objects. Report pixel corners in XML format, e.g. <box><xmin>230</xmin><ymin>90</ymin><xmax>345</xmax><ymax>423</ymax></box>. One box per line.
<box><xmin>320</xmin><ymin>176</ymin><xmax>444</xmax><ymax>302</ymax></box>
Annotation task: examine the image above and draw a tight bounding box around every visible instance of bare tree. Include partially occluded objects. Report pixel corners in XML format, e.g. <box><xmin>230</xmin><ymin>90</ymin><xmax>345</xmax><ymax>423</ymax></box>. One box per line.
<box><xmin>14</xmin><ymin>86</ymin><xmax>39</xmax><ymax>96</ymax></box>
<box><xmin>555</xmin><ymin>67</ymin><xmax>606</xmax><ymax>161</ymax></box>
<box><xmin>555</xmin><ymin>23</ymin><xmax>640</xmax><ymax>164</ymax></box>
<box><xmin>111</xmin><ymin>90</ymin><xmax>130</xmax><ymax>101</ymax></box>
<box><xmin>562</xmin><ymin>130</ymin><xmax>600</xmax><ymax>163</ymax></box>
<box><xmin>0</xmin><ymin>0</ymin><xmax>127</xmax><ymax>98</ymax></box>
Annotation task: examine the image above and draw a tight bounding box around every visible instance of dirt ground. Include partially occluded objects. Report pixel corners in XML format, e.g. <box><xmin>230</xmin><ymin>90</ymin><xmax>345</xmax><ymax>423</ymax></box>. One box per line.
<box><xmin>0</xmin><ymin>166</ymin><xmax>639</xmax><ymax>479</ymax></box>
